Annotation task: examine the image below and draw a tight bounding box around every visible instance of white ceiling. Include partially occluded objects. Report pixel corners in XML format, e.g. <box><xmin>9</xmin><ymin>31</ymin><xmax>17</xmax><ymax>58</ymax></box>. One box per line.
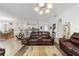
<box><xmin>0</xmin><ymin>3</ymin><xmax>78</xmax><ymax>24</ymax></box>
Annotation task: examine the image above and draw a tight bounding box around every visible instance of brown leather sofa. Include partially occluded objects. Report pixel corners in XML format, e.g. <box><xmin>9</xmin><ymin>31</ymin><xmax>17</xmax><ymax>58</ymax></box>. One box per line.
<box><xmin>59</xmin><ymin>32</ymin><xmax>79</xmax><ymax>56</ymax></box>
<box><xmin>27</xmin><ymin>31</ymin><xmax>54</xmax><ymax>45</ymax></box>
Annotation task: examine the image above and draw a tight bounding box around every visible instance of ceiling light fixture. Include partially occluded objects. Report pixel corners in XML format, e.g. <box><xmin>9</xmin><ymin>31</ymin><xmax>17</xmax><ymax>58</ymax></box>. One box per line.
<box><xmin>34</xmin><ymin>7</ymin><xmax>39</xmax><ymax>11</ymax></box>
<box><xmin>34</xmin><ymin>3</ymin><xmax>53</xmax><ymax>14</ymax></box>
<box><xmin>39</xmin><ymin>11</ymin><xmax>43</xmax><ymax>14</ymax></box>
<box><xmin>45</xmin><ymin>9</ymin><xmax>50</xmax><ymax>13</ymax></box>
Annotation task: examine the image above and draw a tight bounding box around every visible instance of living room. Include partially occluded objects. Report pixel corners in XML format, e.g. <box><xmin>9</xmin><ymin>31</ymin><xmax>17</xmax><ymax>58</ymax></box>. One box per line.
<box><xmin>0</xmin><ymin>2</ymin><xmax>79</xmax><ymax>57</ymax></box>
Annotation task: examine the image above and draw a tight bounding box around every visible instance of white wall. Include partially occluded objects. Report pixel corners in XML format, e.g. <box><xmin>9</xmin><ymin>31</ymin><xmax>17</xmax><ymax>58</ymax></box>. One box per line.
<box><xmin>0</xmin><ymin>22</ymin><xmax>4</xmax><ymax>32</ymax></box>
<box><xmin>54</xmin><ymin>4</ymin><xmax>79</xmax><ymax>40</ymax></box>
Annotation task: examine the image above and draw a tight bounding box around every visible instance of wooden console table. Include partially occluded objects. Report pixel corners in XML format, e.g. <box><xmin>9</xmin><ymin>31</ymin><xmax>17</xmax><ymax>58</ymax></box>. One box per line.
<box><xmin>2</xmin><ymin>31</ymin><xmax>14</xmax><ymax>39</ymax></box>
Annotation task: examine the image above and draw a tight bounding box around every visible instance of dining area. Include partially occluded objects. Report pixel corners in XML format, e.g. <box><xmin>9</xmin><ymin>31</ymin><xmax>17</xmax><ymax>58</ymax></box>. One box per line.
<box><xmin>0</xmin><ymin>29</ymin><xmax>14</xmax><ymax>40</ymax></box>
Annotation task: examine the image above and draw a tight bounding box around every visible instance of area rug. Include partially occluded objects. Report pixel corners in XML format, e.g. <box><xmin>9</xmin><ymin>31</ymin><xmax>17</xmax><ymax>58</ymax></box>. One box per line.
<box><xmin>23</xmin><ymin>46</ymin><xmax>62</xmax><ymax>56</ymax></box>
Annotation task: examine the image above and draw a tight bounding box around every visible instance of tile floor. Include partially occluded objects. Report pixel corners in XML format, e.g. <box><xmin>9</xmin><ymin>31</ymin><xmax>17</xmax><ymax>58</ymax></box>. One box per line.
<box><xmin>0</xmin><ymin>37</ymin><xmax>66</xmax><ymax>56</ymax></box>
<box><xmin>23</xmin><ymin>46</ymin><xmax>62</xmax><ymax>56</ymax></box>
<box><xmin>0</xmin><ymin>37</ymin><xmax>23</xmax><ymax>56</ymax></box>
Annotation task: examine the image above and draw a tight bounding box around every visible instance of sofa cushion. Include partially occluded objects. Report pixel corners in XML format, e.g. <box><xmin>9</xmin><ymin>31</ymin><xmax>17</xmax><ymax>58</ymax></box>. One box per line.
<box><xmin>42</xmin><ymin>39</ymin><xmax>51</xmax><ymax>41</ymax></box>
<box><xmin>71</xmin><ymin>38</ymin><xmax>79</xmax><ymax>45</ymax></box>
<box><xmin>31</xmin><ymin>36</ymin><xmax>38</xmax><ymax>39</ymax></box>
<box><xmin>61</xmin><ymin>42</ymin><xmax>73</xmax><ymax>48</ymax></box>
<box><xmin>42</xmin><ymin>36</ymin><xmax>48</xmax><ymax>38</ymax></box>
<box><xmin>61</xmin><ymin>41</ymin><xmax>79</xmax><ymax>55</ymax></box>
<box><xmin>30</xmin><ymin>32</ymin><xmax>38</xmax><ymax>36</ymax></box>
<box><xmin>30</xmin><ymin>39</ymin><xmax>38</xmax><ymax>41</ymax></box>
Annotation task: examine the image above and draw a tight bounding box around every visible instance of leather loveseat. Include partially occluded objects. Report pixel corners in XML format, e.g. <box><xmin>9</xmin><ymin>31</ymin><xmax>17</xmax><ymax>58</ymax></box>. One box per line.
<box><xmin>59</xmin><ymin>32</ymin><xmax>79</xmax><ymax>56</ymax></box>
<box><xmin>27</xmin><ymin>31</ymin><xmax>54</xmax><ymax>45</ymax></box>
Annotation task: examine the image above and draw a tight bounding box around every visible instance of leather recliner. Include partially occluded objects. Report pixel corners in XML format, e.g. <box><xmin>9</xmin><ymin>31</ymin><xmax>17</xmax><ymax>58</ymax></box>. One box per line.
<box><xmin>27</xmin><ymin>31</ymin><xmax>54</xmax><ymax>45</ymax></box>
<box><xmin>59</xmin><ymin>32</ymin><xmax>79</xmax><ymax>56</ymax></box>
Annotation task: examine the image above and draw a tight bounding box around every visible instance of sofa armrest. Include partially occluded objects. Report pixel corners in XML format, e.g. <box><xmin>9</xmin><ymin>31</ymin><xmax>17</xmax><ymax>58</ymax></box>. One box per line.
<box><xmin>59</xmin><ymin>38</ymin><xmax>70</xmax><ymax>45</ymax></box>
<box><xmin>59</xmin><ymin>38</ymin><xmax>70</xmax><ymax>42</ymax></box>
<box><xmin>50</xmin><ymin>37</ymin><xmax>54</xmax><ymax>44</ymax></box>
